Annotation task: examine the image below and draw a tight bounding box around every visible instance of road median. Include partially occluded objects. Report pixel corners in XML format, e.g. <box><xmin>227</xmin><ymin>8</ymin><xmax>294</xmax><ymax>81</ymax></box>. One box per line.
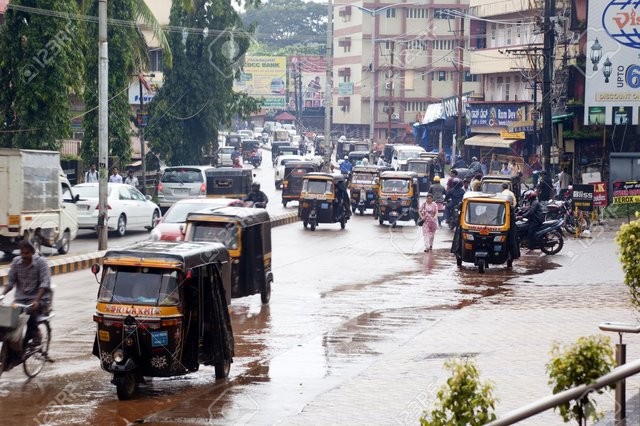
<box><xmin>0</xmin><ymin>211</ymin><xmax>299</xmax><ymax>285</ymax></box>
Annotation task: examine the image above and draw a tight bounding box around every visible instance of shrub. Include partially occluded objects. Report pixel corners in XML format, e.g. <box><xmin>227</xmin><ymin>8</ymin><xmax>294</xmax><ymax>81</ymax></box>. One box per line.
<box><xmin>616</xmin><ymin>214</ymin><xmax>640</xmax><ymax>307</ymax></box>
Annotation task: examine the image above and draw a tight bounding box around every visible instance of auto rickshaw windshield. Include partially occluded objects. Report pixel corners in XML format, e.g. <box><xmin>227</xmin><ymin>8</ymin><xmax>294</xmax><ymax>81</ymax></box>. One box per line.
<box><xmin>190</xmin><ymin>223</ymin><xmax>239</xmax><ymax>249</ymax></box>
<box><xmin>482</xmin><ymin>181</ymin><xmax>506</xmax><ymax>195</ymax></box>
<box><xmin>98</xmin><ymin>266</ymin><xmax>180</xmax><ymax>306</ymax></box>
<box><xmin>303</xmin><ymin>179</ymin><xmax>333</xmax><ymax>194</ymax></box>
<box><xmin>465</xmin><ymin>201</ymin><xmax>507</xmax><ymax>226</ymax></box>
<box><xmin>407</xmin><ymin>162</ymin><xmax>428</xmax><ymax>173</ymax></box>
<box><xmin>351</xmin><ymin>172</ymin><xmax>377</xmax><ymax>185</ymax></box>
<box><xmin>381</xmin><ymin>178</ymin><xmax>410</xmax><ymax>193</ymax></box>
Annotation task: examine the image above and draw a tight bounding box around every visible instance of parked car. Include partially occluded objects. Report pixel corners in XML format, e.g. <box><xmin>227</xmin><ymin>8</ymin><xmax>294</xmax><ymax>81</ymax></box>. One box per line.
<box><xmin>157</xmin><ymin>166</ymin><xmax>215</xmax><ymax>211</ymax></box>
<box><xmin>274</xmin><ymin>154</ymin><xmax>304</xmax><ymax>189</ymax></box>
<box><xmin>73</xmin><ymin>183</ymin><xmax>161</xmax><ymax>237</ymax></box>
<box><xmin>218</xmin><ymin>146</ymin><xmax>235</xmax><ymax>167</ymax></box>
<box><xmin>150</xmin><ymin>197</ymin><xmax>244</xmax><ymax>241</ymax></box>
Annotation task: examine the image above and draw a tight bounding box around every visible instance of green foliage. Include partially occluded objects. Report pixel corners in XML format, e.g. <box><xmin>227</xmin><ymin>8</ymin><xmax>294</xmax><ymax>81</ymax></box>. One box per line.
<box><xmin>616</xmin><ymin>213</ymin><xmax>640</xmax><ymax>307</ymax></box>
<box><xmin>145</xmin><ymin>0</ymin><xmax>261</xmax><ymax>165</ymax></box>
<box><xmin>242</xmin><ymin>0</ymin><xmax>326</xmax><ymax>51</ymax></box>
<box><xmin>420</xmin><ymin>358</ymin><xmax>497</xmax><ymax>426</ymax></box>
<box><xmin>81</xmin><ymin>0</ymin><xmax>138</xmax><ymax>166</ymax></box>
<box><xmin>546</xmin><ymin>335</ymin><xmax>615</xmax><ymax>425</ymax></box>
<box><xmin>250</xmin><ymin>42</ymin><xmax>325</xmax><ymax>56</ymax></box>
<box><xmin>563</xmin><ymin>129</ymin><xmax>602</xmax><ymax>140</ymax></box>
<box><xmin>0</xmin><ymin>0</ymin><xmax>85</xmax><ymax>150</ymax></box>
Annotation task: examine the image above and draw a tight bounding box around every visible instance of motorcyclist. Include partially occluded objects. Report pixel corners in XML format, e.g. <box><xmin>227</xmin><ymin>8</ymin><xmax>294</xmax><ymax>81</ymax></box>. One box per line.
<box><xmin>468</xmin><ymin>156</ymin><xmax>482</xmax><ymax>175</ymax></box>
<box><xmin>244</xmin><ymin>182</ymin><xmax>269</xmax><ymax>207</ymax></box>
<box><xmin>536</xmin><ymin>170</ymin><xmax>554</xmax><ymax>202</ymax></box>
<box><xmin>444</xmin><ymin>177</ymin><xmax>465</xmax><ymax>225</ymax></box>
<box><xmin>232</xmin><ymin>157</ymin><xmax>243</xmax><ymax>168</ymax></box>
<box><xmin>519</xmin><ymin>190</ymin><xmax>544</xmax><ymax>254</ymax></box>
<box><xmin>453</xmin><ymin>155</ymin><xmax>467</xmax><ymax>169</ymax></box>
<box><xmin>377</xmin><ymin>155</ymin><xmax>387</xmax><ymax>166</ymax></box>
<box><xmin>428</xmin><ymin>176</ymin><xmax>446</xmax><ymax>226</ymax></box>
<box><xmin>335</xmin><ymin>179</ymin><xmax>351</xmax><ymax>221</ymax></box>
<box><xmin>339</xmin><ymin>156</ymin><xmax>353</xmax><ymax>177</ymax></box>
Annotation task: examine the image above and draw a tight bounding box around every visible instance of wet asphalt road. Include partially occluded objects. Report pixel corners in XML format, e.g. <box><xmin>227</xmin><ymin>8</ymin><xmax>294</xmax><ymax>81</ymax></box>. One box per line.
<box><xmin>0</xmin><ymin>208</ymin><xmax>635</xmax><ymax>425</ymax></box>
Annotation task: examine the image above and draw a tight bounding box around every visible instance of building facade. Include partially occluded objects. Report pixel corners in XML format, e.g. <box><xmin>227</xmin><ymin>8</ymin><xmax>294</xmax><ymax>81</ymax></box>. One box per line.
<box><xmin>332</xmin><ymin>0</ymin><xmax>481</xmax><ymax>144</ymax></box>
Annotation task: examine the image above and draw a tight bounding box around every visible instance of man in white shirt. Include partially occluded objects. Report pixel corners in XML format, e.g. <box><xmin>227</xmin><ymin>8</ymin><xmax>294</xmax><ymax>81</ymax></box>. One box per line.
<box><xmin>85</xmin><ymin>164</ymin><xmax>98</xmax><ymax>183</ymax></box>
<box><xmin>109</xmin><ymin>167</ymin><xmax>122</xmax><ymax>183</ymax></box>
<box><xmin>124</xmin><ymin>169</ymin><xmax>139</xmax><ymax>187</ymax></box>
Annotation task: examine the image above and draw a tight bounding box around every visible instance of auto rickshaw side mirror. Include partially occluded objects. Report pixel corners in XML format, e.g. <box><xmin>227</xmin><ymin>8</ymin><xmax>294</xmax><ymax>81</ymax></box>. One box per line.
<box><xmin>91</xmin><ymin>263</ymin><xmax>101</xmax><ymax>275</ymax></box>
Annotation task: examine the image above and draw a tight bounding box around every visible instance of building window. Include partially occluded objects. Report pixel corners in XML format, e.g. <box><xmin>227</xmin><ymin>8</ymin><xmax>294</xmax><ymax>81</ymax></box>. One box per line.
<box><xmin>385</xmin><ymin>8</ymin><xmax>396</xmax><ymax>18</ymax></box>
<box><xmin>438</xmin><ymin>71</ymin><xmax>446</xmax><ymax>81</ymax></box>
<box><xmin>491</xmin><ymin>23</ymin><xmax>496</xmax><ymax>41</ymax></box>
<box><xmin>506</xmin><ymin>28</ymin><xmax>512</xmax><ymax>45</ymax></box>
<box><xmin>150</xmin><ymin>49</ymin><xmax>163</xmax><ymax>72</ymax></box>
<box><xmin>516</xmin><ymin>21</ymin><xmax>521</xmax><ymax>38</ymax></box>
<box><xmin>505</xmin><ymin>77</ymin><xmax>511</xmax><ymax>101</ymax></box>
<box><xmin>464</xmin><ymin>71</ymin><xmax>478</xmax><ymax>82</ymax></box>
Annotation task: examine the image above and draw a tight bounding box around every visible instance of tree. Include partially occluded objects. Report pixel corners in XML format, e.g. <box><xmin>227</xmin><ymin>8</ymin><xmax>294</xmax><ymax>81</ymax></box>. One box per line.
<box><xmin>546</xmin><ymin>335</ymin><xmax>615</xmax><ymax>425</ymax></box>
<box><xmin>0</xmin><ymin>0</ymin><xmax>85</xmax><ymax>150</ymax></box>
<box><xmin>420</xmin><ymin>358</ymin><xmax>497</xmax><ymax>425</ymax></box>
<box><xmin>242</xmin><ymin>0</ymin><xmax>327</xmax><ymax>51</ymax></box>
<box><xmin>616</xmin><ymin>214</ymin><xmax>640</xmax><ymax>307</ymax></box>
<box><xmin>145</xmin><ymin>0</ymin><xmax>261</xmax><ymax>165</ymax></box>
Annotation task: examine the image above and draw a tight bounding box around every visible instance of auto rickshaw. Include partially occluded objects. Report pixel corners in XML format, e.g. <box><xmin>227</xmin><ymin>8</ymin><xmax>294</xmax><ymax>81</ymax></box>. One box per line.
<box><xmin>225</xmin><ymin>134</ymin><xmax>242</xmax><ymax>150</ymax></box>
<box><xmin>480</xmin><ymin>174</ymin><xmax>522</xmax><ymax>204</ymax></box>
<box><xmin>184</xmin><ymin>207</ymin><xmax>273</xmax><ymax>304</ymax></box>
<box><xmin>205</xmin><ymin>168</ymin><xmax>253</xmax><ymax>199</ymax></box>
<box><xmin>406</xmin><ymin>157</ymin><xmax>436</xmax><ymax>193</ymax></box>
<box><xmin>336</xmin><ymin>141</ymin><xmax>354</xmax><ymax>159</ymax></box>
<box><xmin>241</xmin><ymin>139</ymin><xmax>261</xmax><ymax>162</ymax></box>
<box><xmin>91</xmin><ymin>241</ymin><xmax>234</xmax><ymax>400</ymax></box>
<box><xmin>348</xmin><ymin>150</ymin><xmax>370</xmax><ymax>166</ymax></box>
<box><xmin>281</xmin><ymin>160</ymin><xmax>320</xmax><ymax>207</ymax></box>
<box><xmin>450</xmin><ymin>194</ymin><xmax>520</xmax><ymax>273</ymax></box>
<box><xmin>377</xmin><ymin>171</ymin><xmax>420</xmax><ymax>226</ymax></box>
<box><xmin>348</xmin><ymin>165</ymin><xmax>391</xmax><ymax>215</ymax></box>
<box><xmin>298</xmin><ymin>172</ymin><xmax>350</xmax><ymax>231</ymax></box>
<box><xmin>271</xmin><ymin>141</ymin><xmax>293</xmax><ymax>164</ymax></box>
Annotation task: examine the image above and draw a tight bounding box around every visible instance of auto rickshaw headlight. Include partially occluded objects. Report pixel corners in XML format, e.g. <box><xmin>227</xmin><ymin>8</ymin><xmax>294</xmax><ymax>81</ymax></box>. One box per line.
<box><xmin>462</xmin><ymin>232</ymin><xmax>474</xmax><ymax>241</ymax></box>
<box><xmin>493</xmin><ymin>235</ymin><xmax>506</xmax><ymax>243</ymax></box>
<box><xmin>113</xmin><ymin>349</ymin><xmax>125</xmax><ymax>363</ymax></box>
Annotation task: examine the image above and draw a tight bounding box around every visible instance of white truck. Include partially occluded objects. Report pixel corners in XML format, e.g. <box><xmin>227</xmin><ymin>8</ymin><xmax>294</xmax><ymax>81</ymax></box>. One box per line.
<box><xmin>0</xmin><ymin>149</ymin><xmax>79</xmax><ymax>256</ymax></box>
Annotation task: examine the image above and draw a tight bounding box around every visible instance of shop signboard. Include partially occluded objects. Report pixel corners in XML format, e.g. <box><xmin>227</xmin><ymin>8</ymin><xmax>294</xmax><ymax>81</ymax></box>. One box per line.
<box><xmin>584</xmin><ymin>2</ymin><xmax>640</xmax><ymax>125</ymax></box>
<box><xmin>613</xmin><ymin>181</ymin><xmax>640</xmax><ymax>204</ymax></box>
<box><xmin>593</xmin><ymin>182</ymin><xmax>608</xmax><ymax>207</ymax></box>
<box><xmin>572</xmin><ymin>184</ymin><xmax>594</xmax><ymax>211</ymax></box>
<box><xmin>288</xmin><ymin>55</ymin><xmax>326</xmax><ymax>110</ymax></box>
<box><xmin>466</xmin><ymin>103</ymin><xmax>527</xmax><ymax>130</ymax></box>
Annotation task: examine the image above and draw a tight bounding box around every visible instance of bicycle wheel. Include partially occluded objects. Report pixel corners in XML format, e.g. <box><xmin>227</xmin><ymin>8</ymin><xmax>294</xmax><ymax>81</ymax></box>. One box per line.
<box><xmin>23</xmin><ymin>322</ymin><xmax>51</xmax><ymax>378</ymax></box>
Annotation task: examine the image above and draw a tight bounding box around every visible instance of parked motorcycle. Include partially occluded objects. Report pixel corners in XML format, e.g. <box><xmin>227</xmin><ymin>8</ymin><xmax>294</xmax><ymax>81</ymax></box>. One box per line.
<box><xmin>543</xmin><ymin>199</ymin><xmax>590</xmax><ymax>235</ymax></box>
<box><xmin>515</xmin><ymin>217</ymin><xmax>564</xmax><ymax>255</ymax></box>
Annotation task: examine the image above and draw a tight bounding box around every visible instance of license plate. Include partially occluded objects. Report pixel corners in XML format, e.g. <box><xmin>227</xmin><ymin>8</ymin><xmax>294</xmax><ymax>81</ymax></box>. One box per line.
<box><xmin>476</xmin><ymin>251</ymin><xmax>488</xmax><ymax>257</ymax></box>
<box><xmin>151</xmin><ymin>331</ymin><xmax>168</xmax><ymax>347</ymax></box>
<box><xmin>321</xmin><ymin>203</ymin><xmax>329</xmax><ymax>209</ymax></box>
<box><xmin>173</xmin><ymin>188</ymin><xmax>190</xmax><ymax>194</ymax></box>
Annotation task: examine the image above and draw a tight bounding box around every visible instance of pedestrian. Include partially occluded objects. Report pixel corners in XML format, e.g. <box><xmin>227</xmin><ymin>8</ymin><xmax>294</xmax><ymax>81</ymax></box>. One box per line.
<box><xmin>419</xmin><ymin>193</ymin><xmax>438</xmax><ymax>252</ymax></box>
<box><xmin>501</xmin><ymin>182</ymin><xmax>517</xmax><ymax>207</ymax></box>
<box><xmin>438</xmin><ymin>149</ymin><xmax>446</xmax><ymax>178</ymax></box>
<box><xmin>510</xmin><ymin>160</ymin><xmax>521</xmax><ymax>175</ymax></box>
<box><xmin>500</xmin><ymin>163</ymin><xmax>510</xmax><ymax>175</ymax></box>
<box><xmin>124</xmin><ymin>169</ymin><xmax>139</xmax><ymax>187</ymax></box>
<box><xmin>490</xmin><ymin>154</ymin><xmax>501</xmax><ymax>174</ymax></box>
<box><xmin>3</xmin><ymin>240</ymin><xmax>52</xmax><ymax>346</ymax></box>
<box><xmin>471</xmin><ymin>173</ymin><xmax>482</xmax><ymax>191</ymax></box>
<box><xmin>377</xmin><ymin>154</ymin><xmax>387</xmax><ymax>166</ymax></box>
<box><xmin>109</xmin><ymin>167</ymin><xmax>122</xmax><ymax>183</ymax></box>
<box><xmin>85</xmin><ymin>164</ymin><xmax>98</xmax><ymax>183</ymax></box>
<box><xmin>446</xmin><ymin>169</ymin><xmax>459</xmax><ymax>191</ymax></box>
<box><xmin>480</xmin><ymin>158</ymin><xmax>488</xmax><ymax>176</ymax></box>
<box><xmin>536</xmin><ymin>170</ymin><xmax>554</xmax><ymax>201</ymax></box>
<box><xmin>557</xmin><ymin>167</ymin><xmax>571</xmax><ymax>198</ymax></box>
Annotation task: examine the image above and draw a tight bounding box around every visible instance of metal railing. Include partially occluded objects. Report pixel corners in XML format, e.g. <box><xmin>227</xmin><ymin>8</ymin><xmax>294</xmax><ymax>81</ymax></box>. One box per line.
<box><xmin>488</xmin><ymin>322</ymin><xmax>640</xmax><ymax>425</ymax></box>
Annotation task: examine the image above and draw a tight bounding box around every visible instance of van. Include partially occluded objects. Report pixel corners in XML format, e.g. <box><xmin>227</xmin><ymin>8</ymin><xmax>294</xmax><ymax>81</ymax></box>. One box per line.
<box><xmin>390</xmin><ymin>145</ymin><xmax>427</xmax><ymax>171</ymax></box>
<box><xmin>157</xmin><ymin>166</ymin><xmax>215</xmax><ymax>211</ymax></box>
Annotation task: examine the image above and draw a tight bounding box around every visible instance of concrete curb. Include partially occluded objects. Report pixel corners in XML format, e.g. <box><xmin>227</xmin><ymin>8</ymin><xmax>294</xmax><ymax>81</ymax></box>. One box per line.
<box><xmin>0</xmin><ymin>211</ymin><xmax>299</xmax><ymax>285</ymax></box>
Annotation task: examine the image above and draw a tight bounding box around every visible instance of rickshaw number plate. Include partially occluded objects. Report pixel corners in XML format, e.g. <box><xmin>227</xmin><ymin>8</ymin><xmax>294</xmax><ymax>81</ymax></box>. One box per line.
<box><xmin>99</xmin><ymin>330</ymin><xmax>110</xmax><ymax>342</ymax></box>
<box><xmin>479</xmin><ymin>228</ymin><xmax>490</xmax><ymax>235</ymax></box>
<box><xmin>321</xmin><ymin>203</ymin><xmax>329</xmax><ymax>209</ymax></box>
<box><xmin>476</xmin><ymin>251</ymin><xmax>488</xmax><ymax>257</ymax></box>
<box><xmin>151</xmin><ymin>331</ymin><xmax>168</xmax><ymax>347</ymax></box>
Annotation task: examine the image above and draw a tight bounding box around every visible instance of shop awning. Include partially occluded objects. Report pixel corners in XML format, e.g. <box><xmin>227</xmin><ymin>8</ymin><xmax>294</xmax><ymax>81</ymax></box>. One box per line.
<box><xmin>464</xmin><ymin>134</ymin><xmax>519</xmax><ymax>148</ymax></box>
<box><xmin>420</xmin><ymin>103</ymin><xmax>443</xmax><ymax>125</ymax></box>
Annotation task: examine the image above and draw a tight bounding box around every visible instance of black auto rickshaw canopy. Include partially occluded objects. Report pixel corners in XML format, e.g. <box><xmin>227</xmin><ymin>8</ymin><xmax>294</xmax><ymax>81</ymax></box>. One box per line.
<box><xmin>480</xmin><ymin>174</ymin><xmax>522</xmax><ymax>203</ymax></box>
<box><xmin>283</xmin><ymin>160</ymin><xmax>320</xmax><ymax>200</ymax></box>
<box><xmin>348</xmin><ymin>150</ymin><xmax>370</xmax><ymax>164</ymax></box>
<box><xmin>225</xmin><ymin>134</ymin><xmax>242</xmax><ymax>149</ymax></box>
<box><xmin>205</xmin><ymin>168</ymin><xmax>253</xmax><ymax>199</ymax></box>
<box><xmin>241</xmin><ymin>139</ymin><xmax>261</xmax><ymax>157</ymax></box>
<box><xmin>272</xmin><ymin>141</ymin><xmax>293</xmax><ymax>158</ymax></box>
<box><xmin>303</xmin><ymin>171</ymin><xmax>347</xmax><ymax>186</ymax></box>
<box><xmin>185</xmin><ymin>207</ymin><xmax>273</xmax><ymax>302</ymax></box>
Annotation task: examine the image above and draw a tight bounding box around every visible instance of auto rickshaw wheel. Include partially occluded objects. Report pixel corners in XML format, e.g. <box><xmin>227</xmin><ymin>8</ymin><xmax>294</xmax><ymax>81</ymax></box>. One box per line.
<box><xmin>359</xmin><ymin>206</ymin><xmax>365</xmax><ymax>215</ymax></box>
<box><xmin>115</xmin><ymin>372</ymin><xmax>137</xmax><ymax>400</ymax></box>
<box><xmin>310</xmin><ymin>221</ymin><xmax>316</xmax><ymax>231</ymax></box>
<box><xmin>478</xmin><ymin>259</ymin><xmax>486</xmax><ymax>273</ymax></box>
<box><xmin>261</xmin><ymin>279</ymin><xmax>272</xmax><ymax>304</ymax></box>
<box><xmin>340</xmin><ymin>218</ymin><xmax>346</xmax><ymax>229</ymax></box>
<box><xmin>378</xmin><ymin>217</ymin><xmax>384</xmax><ymax>225</ymax></box>
<box><xmin>215</xmin><ymin>358</ymin><xmax>231</xmax><ymax>380</ymax></box>
<box><xmin>456</xmin><ymin>255</ymin><xmax>462</xmax><ymax>267</ymax></box>
<box><xmin>282</xmin><ymin>200</ymin><xmax>288</xmax><ymax>208</ymax></box>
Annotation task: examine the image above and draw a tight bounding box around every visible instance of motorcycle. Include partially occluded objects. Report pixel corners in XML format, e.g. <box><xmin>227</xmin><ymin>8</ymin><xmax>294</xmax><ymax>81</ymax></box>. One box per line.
<box><xmin>543</xmin><ymin>199</ymin><xmax>590</xmax><ymax>235</ymax></box>
<box><xmin>447</xmin><ymin>202</ymin><xmax>461</xmax><ymax>230</ymax></box>
<box><xmin>515</xmin><ymin>217</ymin><xmax>565</xmax><ymax>255</ymax></box>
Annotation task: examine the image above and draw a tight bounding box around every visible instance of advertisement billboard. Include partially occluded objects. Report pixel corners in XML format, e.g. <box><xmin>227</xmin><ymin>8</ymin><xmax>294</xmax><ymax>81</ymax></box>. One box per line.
<box><xmin>234</xmin><ymin>56</ymin><xmax>287</xmax><ymax>110</ymax></box>
<box><xmin>288</xmin><ymin>55</ymin><xmax>326</xmax><ymax>111</ymax></box>
<box><xmin>466</xmin><ymin>103</ymin><xmax>527</xmax><ymax>131</ymax></box>
<box><xmin>584</xmin><ymin>2</ymin><xmax>640</xmax><ymax>125</ymax></box>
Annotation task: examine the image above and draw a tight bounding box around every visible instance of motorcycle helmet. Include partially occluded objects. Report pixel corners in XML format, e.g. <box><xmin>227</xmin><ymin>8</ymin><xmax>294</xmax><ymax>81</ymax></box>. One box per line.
<box><xmin>251</xmin><ymin>182</ymin><xmax>260</xmax><ymax>191</ymax></box>
<box><xmin>472</xmin><ymin>156</ymin><xmax>478</xmax><ymax>161</ymax></box>
<box><xmin>526</xmin><ymin>190</ymin><xmax>538</xmax><ymax>201</ymax></box>
<box><xmin>452</xmin><ymin>178</ymin><xmax>461</xmax><ymax>184</ymax></box>
<box><xmin>433</xmin><ymin>176</ymin><xmax>441</xmax><ymax>183</ymax></box>
<box><xmin>344</xmin><ymin>156</ymin><xmax>349</xmax><ymax>160</ymax></box>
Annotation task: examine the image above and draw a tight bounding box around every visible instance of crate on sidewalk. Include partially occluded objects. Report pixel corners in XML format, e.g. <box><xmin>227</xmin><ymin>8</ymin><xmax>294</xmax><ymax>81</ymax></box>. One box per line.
<box><xmin>0</xmin><ymin>305</ymin><xmax>20</xmax><ymax>328</ymax></box>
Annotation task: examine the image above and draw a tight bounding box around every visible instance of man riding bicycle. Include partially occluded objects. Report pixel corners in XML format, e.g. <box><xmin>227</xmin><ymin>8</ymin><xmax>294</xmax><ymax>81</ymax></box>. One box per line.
<box><xmin>2</xmin><ymin>240</ymin><xmax>52</xmax><ymax>346</ymax></box>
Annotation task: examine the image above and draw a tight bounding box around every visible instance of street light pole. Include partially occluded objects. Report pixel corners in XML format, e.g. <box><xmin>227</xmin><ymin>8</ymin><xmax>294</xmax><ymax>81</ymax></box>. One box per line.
<box><xmin>138</xmin><ymin>76</ymin><xmax>146</xmax><ymax>195</ymax></box>
<box><xmin>323</xmin><ymin>0</ymin><xmax>333</xmax><ymax>171</ymax></box>
<box><xmin>97</xmin><ymin>0</ymin><xmax>108</xmax><ymax>250</ymax></box>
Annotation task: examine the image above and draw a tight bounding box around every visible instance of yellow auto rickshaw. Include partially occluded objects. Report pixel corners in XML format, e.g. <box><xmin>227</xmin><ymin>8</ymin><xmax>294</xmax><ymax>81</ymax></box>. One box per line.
<box><xmin>348</xmin><ymin>165</ymin><xmax>391</xmax><ymax>215</ymax></box>
<box><xmin>377</xmin><ymin>171</ymin><xmax>420</xmax><ymax>227</ymax></box>
<box><xmin>298</xmin><ymin>172</ymin><xmax>350</xmax><ymax>231</ymax></box>
<box><xmin>450</xmin><ymin>193</ymin><xmax>520</xmax><ymax>273</ymax></box>
<box><xmin>91</xmin><ymin>241</ymin><xmax>234</xmax><ymax>400</ymax></box>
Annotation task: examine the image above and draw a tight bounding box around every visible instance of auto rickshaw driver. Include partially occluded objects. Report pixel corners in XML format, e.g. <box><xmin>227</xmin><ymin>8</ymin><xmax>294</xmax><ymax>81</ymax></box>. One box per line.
<box><xmin>335</xmin><ymin>179</ymin><xmax>351</xmax><ymax>221</ymax></box>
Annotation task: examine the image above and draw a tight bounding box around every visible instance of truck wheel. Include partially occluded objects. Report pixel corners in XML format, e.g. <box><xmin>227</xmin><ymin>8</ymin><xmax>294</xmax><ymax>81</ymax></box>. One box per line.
<box><xmin>214</xmin><ymin>358</ymin><xmax>231</xmax><ymax>380</ymax></box>
<box><xmin>359</xmin><ymin>206</ymin><xmax>365</xmax><ymax>215</ymax></box>
<box><xmin>478</xmin><ymin>259</ymin><xmax>486</xmax><ymax>273</ymax></box>
<box><xmin>116</xmin><ymin>215</ymin><xmax>127</xmax><ymax>237</ymax></box>
<box><xmin>57</xmin><ymin>231</ymin><xmax>70</xmax><ymax>255</ymax></box>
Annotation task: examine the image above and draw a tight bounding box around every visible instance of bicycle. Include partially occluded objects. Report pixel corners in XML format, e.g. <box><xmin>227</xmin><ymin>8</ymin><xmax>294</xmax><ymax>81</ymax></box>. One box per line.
<box><xmin>0</xmin><ymin>295</ymin><xmax>53</xmax><ymax>378</ymax></box>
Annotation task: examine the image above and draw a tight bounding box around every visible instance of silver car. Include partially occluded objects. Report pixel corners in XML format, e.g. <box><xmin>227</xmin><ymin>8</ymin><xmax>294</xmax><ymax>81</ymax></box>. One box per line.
<box><xmin>157</xmin><ymin>166</ymin><xmax>214</xmax><ymax>210</ymax></box>
<box><xmin>218</xmin><ymin>146</ymin><xmax>235</xmax><ymax>167</ymax></box>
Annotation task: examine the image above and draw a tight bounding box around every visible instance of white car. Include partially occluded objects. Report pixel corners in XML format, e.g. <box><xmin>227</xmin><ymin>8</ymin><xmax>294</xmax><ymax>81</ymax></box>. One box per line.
<box><xmin>238</xmin><ymin>129</ymin><xmax>253</xmax><ymax>140</ymax></box>
<box><xmin>73</xmin><ymin>183</ymin><xmax>161</xmax><ymax>237</ymax></box>
<box><xmin>218</xmin><ymin>146</ymin><xmax>235</xmax><ymax>166</ymax></box>
<box><xmin>274</xmin><ymin>154</ymin><xmax>304</xmax><ymax>189</ymax></box>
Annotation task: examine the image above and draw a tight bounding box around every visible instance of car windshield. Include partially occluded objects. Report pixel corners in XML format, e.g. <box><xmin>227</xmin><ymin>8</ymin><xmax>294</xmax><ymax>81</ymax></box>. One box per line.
<box><xmin>381</xmin><ymin>179</ymin><xmax>410</xmax><ymax>193</ymax></box>
<box><xmin>163</xmin><ymin>202</ymin><xmax>227</xmax><ymax>223</ymax></box>
<box><xmin>190</xmin><ymin>222</ymin><xmax>239</xmax><ymax>250</ymax></box>
<box><xmin>303</xmin><ymin>179</ymin><xmax>332</xmax><ymax>194</ymax></box>
<box><xmin>351</xmin><ymin>172</ymin><xmax>376</xmax><ymax>185</ymax></box>
<box><xmin>407</xmin><ymin>162</ymin><xmax>428</xmax><ymax>173</ymax></box>
<box><xmin>398</xmin><ymin>151</ymin><xmax>423</xmax><ymax>161</ymax></box>
<box><xmin>220</xmin><ymin>147</ymin><xmax>234</xmax><ymax>153</ymax></box>
<box><xmin>74</xmin><ymin>185</ymin><xmax>112</xmax><ymax>198</ymax></box>
<box><xmin>161</xmin><ymin>169</ymin><xmax>204</xmax><ymax>183</ymax></box>
<box><xmin>482</xmin><ymin>182</ymin><xmax>507</xmax><ymax>194</ymax></box>
<box><xmin>98</xmin><ymin>266</ymin><xmax>180</xmax><ymax>306</ymax></box>
<box><xmin>465</xmin><ymin>201</ymin><xmax>506</xmax><ymax>226</ymax></box>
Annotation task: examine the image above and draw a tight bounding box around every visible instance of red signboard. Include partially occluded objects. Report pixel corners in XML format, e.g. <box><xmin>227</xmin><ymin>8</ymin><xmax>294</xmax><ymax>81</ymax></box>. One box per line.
<box><xmin>593</xmin><ymin>182</ymin><xmax>607</xmax><ymax>207</ymax></box>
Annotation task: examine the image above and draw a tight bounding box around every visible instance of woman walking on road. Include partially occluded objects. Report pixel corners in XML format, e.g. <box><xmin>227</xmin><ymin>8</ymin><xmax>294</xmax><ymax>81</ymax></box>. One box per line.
<box><xmin>419</xmin><ymin>194</ymin><xmax>438</xmax><ymax>252</ymax></box>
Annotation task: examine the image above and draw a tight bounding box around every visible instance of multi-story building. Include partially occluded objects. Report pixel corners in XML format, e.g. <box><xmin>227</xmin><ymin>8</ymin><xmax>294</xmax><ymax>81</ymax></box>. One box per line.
<box><xmin>0</xmin><ymin>0</ymin><xmax>7</xmax><ymax>25</ymax></box>
<box><xmin>332</xmin><ymin>0</ymin><xmax>481</xmax><ymax>145</ymax></box>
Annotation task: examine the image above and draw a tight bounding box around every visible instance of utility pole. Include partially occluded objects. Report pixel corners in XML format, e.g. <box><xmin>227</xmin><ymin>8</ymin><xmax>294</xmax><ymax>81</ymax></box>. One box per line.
<box><xmin>137</xmin><ymin>75</ymin><xmax>147</xmax><ymax>195</ymax></box>
<box><xmin>97</xmin><ymin>0</ymin><xmax>108</xmax><ymax>250</ymax></box>
<box><xmin>369</xmin><ymin>15</ymin><xmax>377</xmax><ymax>144</ymax></box>
<box><xmin>293</xmin><ymin>66</ymin><xmax>300</xmax><ymax>122</ymax></box>
<box><xmin>297</xmin><ymin>62</ymin><xmax>303</xmax><ymax>120</ymax></box>
<box><xmin>323</xmin><ymin>0</ymin><xmax>333</xmax><ymax>171</ymax></box>
<box><xmin>457</xmin><ymin>14</ymin><xmax>465</xmax><ymax>158</ymax></box>
<box><xmin>387</xmin><ymin>41</ymin><xmax>394</xmax><ymax>139</ymax></box>
<box><xmin>542</xmin><ymin>0</ymin><xmax>555</xmax><ymax>170</ymax></box>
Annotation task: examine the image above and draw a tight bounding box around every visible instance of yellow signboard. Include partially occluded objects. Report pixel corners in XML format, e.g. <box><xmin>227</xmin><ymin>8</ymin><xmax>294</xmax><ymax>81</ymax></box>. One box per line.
<box><xmin>500</xmin><ymin>131</ymin><xmax>525</xmax><ymax>140</ymax></box>
<box><xmin>234</xmin><ymin>55</ymin><xmax>287</xmax><ymax>109</ymax></box>
<box><xmin>613</xmin><ymin>195</ymin><xmax>640</xmax><ymax>204</ymax></box>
